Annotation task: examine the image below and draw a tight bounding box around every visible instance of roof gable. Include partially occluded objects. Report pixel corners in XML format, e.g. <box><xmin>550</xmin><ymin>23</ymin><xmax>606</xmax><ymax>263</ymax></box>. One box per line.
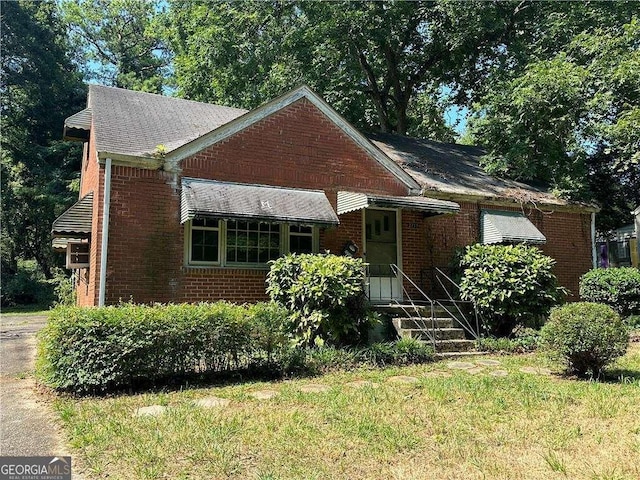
<box><xmin>165</xmin><ymin>86</ymin><xmax>421</xmax><ymax>193</ymax></box>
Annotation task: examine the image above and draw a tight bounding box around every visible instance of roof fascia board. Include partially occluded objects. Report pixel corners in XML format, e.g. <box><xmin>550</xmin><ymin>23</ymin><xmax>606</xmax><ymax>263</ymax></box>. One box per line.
<box><xmin>420</xmin><ymin>191</ymin><xmax>599</xmax><ymax>213</ymax></box>
<box><xmin>163</xmin><ymin>85</ymin><xmax>421</xmax><ymax>193</ymax></box>
<box><xmin>97</xmin><ymin>151</ymin><xmax>163</xmax><ymax>170</ymax></box>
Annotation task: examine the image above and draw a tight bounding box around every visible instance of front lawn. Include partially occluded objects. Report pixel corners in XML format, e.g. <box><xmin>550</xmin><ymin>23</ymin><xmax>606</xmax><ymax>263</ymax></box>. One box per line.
<box><xmin>55</xmin><ymin>345</ymin><xmax>640</xmax><ymax>480</ymax></box>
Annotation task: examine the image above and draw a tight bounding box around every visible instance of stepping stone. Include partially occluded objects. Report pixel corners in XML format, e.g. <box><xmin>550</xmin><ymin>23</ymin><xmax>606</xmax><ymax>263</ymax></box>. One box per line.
<box><xmin>519</xmin><ymin>366</ymin><xmax>552</xmax><ymax>375</ymax></box>
<box><xmin>476</xmin><ymin>359</ymin><xmax>502</xmax><ymax>367</ymax></box>
<box><xmin>299</xmin><ymin>384</ymin><xmax>329</xmax><ymax>393</ymax></box>
<box><xmin>423</xmin><ymin>371</ymin><xmax>452</xmax><ymax>378</ymax></box>
<box><xmin>134</xmin><ymin>405</ymin><xmax>166</xmax><ymax>417</ymax></box>
<box><xmin>447</xmin><ymin>361</ymin><xmax>476</xmax><ymax>370</ymax></box>
<box><xmin>387</xmin><ymin>375</ymin><xmax>419</xmax><ymax>384</ymax></box>
<box><xmin>345</xmin><ymin>380</ymin><xmax>379</xmax><ymax>389</ymax></box>
<box><xmin>194</xmin><ymin>396</ymin><xmax>230</xmax><ymax>408</ymax></box>
<box><xmin>490</xmin><ymin>370</ymin><xmax>509</xmax><ymax>377</ymax></box>
<box><xmin>466</xmin><ymin>367</ymin><xmax>485</xmax><ymax>375</ymax></box>
<box><xmin>249</xmin><ymin>389</ymin><xmax>278</xmax><ymax>400</ymax></box>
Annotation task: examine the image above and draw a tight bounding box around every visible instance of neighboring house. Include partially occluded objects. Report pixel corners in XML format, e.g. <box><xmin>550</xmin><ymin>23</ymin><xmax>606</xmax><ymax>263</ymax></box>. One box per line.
<box><xmin>52</xmin><ymin>85</ymin><xmax>597</xmax><ymax>307</ymax></box>
<box><xmin>596</xmin><ymin>224</ymin><xmax>637</xmax><ymax>268</ymax></box>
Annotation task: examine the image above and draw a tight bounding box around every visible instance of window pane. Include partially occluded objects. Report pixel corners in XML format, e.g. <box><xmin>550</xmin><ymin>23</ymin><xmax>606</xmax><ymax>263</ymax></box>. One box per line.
<box><xmin>291</xmin><ymin>235</ymin><xmax>313</xmax><ymax>254</ymax></box>
<box><xmin>248</xmin><ymin>248</ymin><xmax>258</xmax><ymax>263</ymax></box>
<box><xmin>226</xmin><ymin>246</ymin><xmax>236</xmax><ymax>263</ymax></box>
<box><xmin>192</xmin><ymin>230</ymin><xmax>204</xmax><ymax>246</ymax></box>
<box><xmin>203</xmin><ymin>246</ymin><xmax>218</xmax><ymax>262</ymax></box>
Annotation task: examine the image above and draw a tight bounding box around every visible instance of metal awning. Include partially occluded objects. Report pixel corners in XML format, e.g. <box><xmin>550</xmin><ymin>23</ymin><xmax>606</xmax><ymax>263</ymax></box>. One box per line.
<box><xmin>481</xmin><ymin>210</ymin><xmax>546</xmax><ymax>245</ymax></box>
<box><xmin>52</xmin><ymin>193</ymin><xmax>93</xmax><ymax>238</ymax></box>
<box><xmin>337</xmin><ymin>191</ymin><xmax>460</xmax><ymax>215</ymax></box>
<box><xmin>181</xmin><ymin>178</ymin><xmax>339</xmax><ymax>226</ymax></box>
<box><xmin>63</xmin><ymin>108</ymin><xmax>92</xmax><ymax>141</ymax></box>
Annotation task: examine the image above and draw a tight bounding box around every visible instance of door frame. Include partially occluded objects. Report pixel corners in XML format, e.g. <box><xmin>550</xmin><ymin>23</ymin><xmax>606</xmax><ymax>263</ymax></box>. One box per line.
<box><xmin>361</xmin><ymin>207</ymin><xmax>403</xmax><ymax>302</ymax></box>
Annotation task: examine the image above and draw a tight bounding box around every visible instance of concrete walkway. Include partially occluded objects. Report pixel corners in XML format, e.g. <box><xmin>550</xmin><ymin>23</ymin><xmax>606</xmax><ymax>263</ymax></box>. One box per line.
<box><xmin>0</xmin><ymin>314</ymin><xmax>70</xmax><ymax>456</ymax></box>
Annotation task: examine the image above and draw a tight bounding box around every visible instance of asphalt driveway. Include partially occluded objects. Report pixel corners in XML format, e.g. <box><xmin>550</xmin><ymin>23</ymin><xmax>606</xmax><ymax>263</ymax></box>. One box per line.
<box><xmin>0</xmin><ymin>314</ymin><xmax>70</xmax><ymax>456</ymax></box>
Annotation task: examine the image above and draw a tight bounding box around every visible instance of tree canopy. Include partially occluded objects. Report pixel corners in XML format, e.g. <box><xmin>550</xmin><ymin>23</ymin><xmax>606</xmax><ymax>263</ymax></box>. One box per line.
<box><xmin>1</xmin><ymin>0</ymin><xmax>86</xmax><ymax>283</ymax></box>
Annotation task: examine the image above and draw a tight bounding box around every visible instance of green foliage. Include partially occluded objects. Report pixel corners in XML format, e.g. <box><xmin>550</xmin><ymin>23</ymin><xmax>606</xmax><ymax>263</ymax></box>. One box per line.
<box><xmin>580</xmin><ymin>267</ymin><xmax>640</xmax><ymax>318</ymax></box>
<box><xmin>472</xmin><ymin>12</ymin><xmax>640</xmax><ymax>226</ymax></box>
<box><xmin>1</xmin><ymin>260</ymin><xmax>55</xmax><ymax>307</ymax></box>
<box><xmin>37</xmin><ymin>302</ymin><xmax>290</xmax><ymax>393</ymax></box>
<box><xmin>1</xmin><ymin>1</ymin><xmax>85</xmax><ymax>291</ymax></box>
<box><xmin>477</xmin><ymin>327</ymin><xmax>541</xmax><ymax>354</ymax></box>
<box><xmin>541</xmin><ymin>302</ymin><xmax>629</xmax><ymax>377</ymax></box>
<box><xmin>164</xmin><ymin>1</ymin><xmax>528</xmax><ymax>136</ymax></box>
<box><xmin>266</xmin><ymin>253</ymin><xmax>371</xmax><ymax>347</ymax></box>
<box><xmin>459</xmin><ymin>244</ymin><xmax>566</xmax><ymax>336</ymax></box>
<box><xmin>61</xmin><ymin>0</ymin><xmax>169</xmax><ymax>92</ymax></box>
<box><xmin>361</xmin><ymin>338</ymin><xmax>435</xmax><ymax>367</ymax></box>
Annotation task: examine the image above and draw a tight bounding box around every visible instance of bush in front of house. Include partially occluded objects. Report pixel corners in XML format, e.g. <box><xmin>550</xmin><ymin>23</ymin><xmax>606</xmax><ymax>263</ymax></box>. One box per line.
<box><xmin>458</xmin><ymin>244</ymin><xmax>566</xmax><ymax>336</ymax></box>
<box><xmin>266</xmin><ymin>253</ymin><xmax>372</xmax><ymax>347</ymax></box>
<box><xmin>476</xmin><ymin>326</ymin><xmax>541</xmax><ymax>354</ymax></box>
<box><xmin>540</xmin><ymin>302</ymin><xmax>629</xmax><ymax>378</ymax></box>
<box><xmin>361</xmin><ymin>338</ymin><xmax>435</xmax><ymax>367</ymax></box>
<box><xmin>37</xmin><ymin>302</ymin><xmax>291</xmax><ymax>393</ymax></box>
<box><xmin>579</xmin><ymin>267</ymin><xmax>640</xmax><ymax>318</ymax></box>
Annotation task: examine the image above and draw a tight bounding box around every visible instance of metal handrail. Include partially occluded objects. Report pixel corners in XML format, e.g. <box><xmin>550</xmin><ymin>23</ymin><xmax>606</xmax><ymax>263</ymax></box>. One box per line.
<box><xmin>434</xmin><ymin>267</ymin><xmax>481</xmax><ymax>339</ymax></box>
<box><xmin>389</xmin><ymin>264</ymin><xmax>437</xmax><ymax>350</ymax></box>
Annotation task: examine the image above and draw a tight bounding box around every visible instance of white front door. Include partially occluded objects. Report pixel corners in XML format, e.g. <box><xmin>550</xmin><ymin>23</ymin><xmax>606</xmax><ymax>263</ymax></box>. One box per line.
<box><xmin>363</xmin><ymin>208</ymin><xmax>402</xmax><ymax>302</ymax></box>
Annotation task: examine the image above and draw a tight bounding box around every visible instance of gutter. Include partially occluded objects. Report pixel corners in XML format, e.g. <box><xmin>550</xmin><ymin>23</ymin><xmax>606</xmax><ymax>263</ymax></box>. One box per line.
<box><xmin>591</xmin><ymin>212</ymin><xmax>597</xmax><ymax>269</ymax></box>
<box><xmin>98</xmin><ymin>157</ymin><xmax>112</xmax><ymax>307</ymax></box>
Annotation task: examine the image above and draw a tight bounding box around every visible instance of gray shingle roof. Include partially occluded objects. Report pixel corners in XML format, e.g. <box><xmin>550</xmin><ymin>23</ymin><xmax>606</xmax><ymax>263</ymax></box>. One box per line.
<box><xmin>367</xmin><ymin>132</ymin><xmax>566</xmax><ymax>206</ymax></box>
<box><xmin>52</xmin><ymin>193</ymin><xmax>93</xmax><ymax>237</ymax></box>
<box><xmin>481</xmin><ymin>210</ymin><xmax>546</xmax><ymax>244</ymax></box>
<box><xmin>181</xmin><ymin>178</ymin><xmax>339</xmax><ymax>226</ymax></box>
<box><xmin>88</xmin><ymin>85</ymin><xmax>247</xmax><ymax>158</ymax></box>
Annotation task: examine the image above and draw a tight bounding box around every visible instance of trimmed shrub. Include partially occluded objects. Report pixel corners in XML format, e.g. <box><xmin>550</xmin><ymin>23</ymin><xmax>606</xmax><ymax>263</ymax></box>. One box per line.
<box><xmin>266</xmin><ymin>253</ymin><xmax>372</xmax><ymax>346</ymax></box>
<box><xmin>540</xmin><ymin>302</ymin><xmax>629</xmax><ymax>377</ymax></box>
<box><xmin>579</xmin><ymin>267</ymin><xmax>640</xmax><ymax>318</ymax></box>
<box><xmin>37</xmin><ymin>302</ymin><xmax>290</xmax><ymax>393</ymax></box>
<box><xmin>459</xmin><ymin>244</ymin><xmax>566</xmax><ymax>336</ymax></box>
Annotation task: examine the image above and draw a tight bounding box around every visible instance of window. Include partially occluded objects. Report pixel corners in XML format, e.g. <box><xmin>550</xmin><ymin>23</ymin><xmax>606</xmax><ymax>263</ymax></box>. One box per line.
<box><xmin>289</xmin><ymin>225</ymin><xmax>314</xmax><ymax>254</ymax></box>
<box><xmin>190</xmin><ymin>218</ymin><xmax>219</xmax><ymax>263</ymax></box>
<box><xmin>226</xmin><ymin>221</ymin><xmax>280</xmax><ymax>264</ymax></box>
<box><xmin>186</xmin><ymin>220</ymin><xmax>318</xmax><ymax>267</ymax></box>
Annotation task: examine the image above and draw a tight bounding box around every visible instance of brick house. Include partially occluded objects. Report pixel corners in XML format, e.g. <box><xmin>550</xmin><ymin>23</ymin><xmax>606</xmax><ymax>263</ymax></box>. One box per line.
<box><xmin>52</xmin><ymin>85</ymin><xmax>597</xmax><ymax>307</ymax></box>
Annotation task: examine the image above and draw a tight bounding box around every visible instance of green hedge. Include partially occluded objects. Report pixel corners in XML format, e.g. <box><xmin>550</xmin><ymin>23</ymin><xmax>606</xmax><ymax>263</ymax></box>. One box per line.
<box><xmin>267</xmin><ymin>253</ymin><xmax>372</xmax><ymax>346</ymax></box>
<box><xmin>37</xmin><ymin>302</ymin><xmax>289</xmax><ymax>393</ymax></box>
<box><xmin>459</xmin><ymin>244</ymin><xmax>566</xmax><ymax>336</ymax></box>
<box><xmin>540</xmin><ymin>302</ymin><xmax>629</xmax><ymax>378</ymax></box>
<box><xmin>579</xmin><ymin>267</ymin><xmax>640</xmax><ymax>318</ymax></box>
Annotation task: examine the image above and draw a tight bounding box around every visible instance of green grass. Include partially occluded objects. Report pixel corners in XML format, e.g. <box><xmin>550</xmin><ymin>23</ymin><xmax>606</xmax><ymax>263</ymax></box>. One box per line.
<box><xmin>0</xmin><ymin>304</ymin><xmax>51</xmax><ymax>317</ymax></box>
<box><xmin>54</xmin><ymin>344</ymin><xmax>640</xmax><ymax>480</ymax></box>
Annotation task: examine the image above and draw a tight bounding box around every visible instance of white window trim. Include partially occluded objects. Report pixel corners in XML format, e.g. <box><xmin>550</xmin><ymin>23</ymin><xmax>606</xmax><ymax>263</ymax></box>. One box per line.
<box><xmin>184</xmin><ymin>220</ymin><xmax>320</xmax><ymax>268</ymax></box>
<box><xmin>185</xmin><ymin>219</ymin><xmax>222</xmax><ymax>266</ymax></box>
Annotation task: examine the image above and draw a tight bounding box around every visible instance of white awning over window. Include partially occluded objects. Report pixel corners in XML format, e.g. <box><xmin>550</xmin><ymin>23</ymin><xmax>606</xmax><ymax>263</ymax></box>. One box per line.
<box><xmin>481</xmin><ymin>210</ymin><xmax>546</xmax><ymax>245</ymax></box>
<box><xmin>181</xmin><ymin>178</ymin><xmax>339</xmax><ymax>226</ymax></box>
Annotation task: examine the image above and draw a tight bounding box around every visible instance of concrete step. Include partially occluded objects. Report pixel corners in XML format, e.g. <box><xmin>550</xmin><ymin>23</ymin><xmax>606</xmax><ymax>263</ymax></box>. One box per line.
<box><xmin>375</xmin><ymin>304</ymin><xmax>449</xmax><ymax>318</ymax></box>
<box><xmin>398</xmin><ymin>327</ymin><xmax>467</xmax><ymax>341</ymax></box>
<box><xmin>393</xmin><ymin>317</ymin><xmax>454</xmax><ymax>330</ymax></box>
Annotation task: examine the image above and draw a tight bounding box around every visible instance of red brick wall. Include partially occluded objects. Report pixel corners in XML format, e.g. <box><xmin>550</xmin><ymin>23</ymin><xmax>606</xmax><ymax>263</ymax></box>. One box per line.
<box><xmin>77</xmin><ymin>130</ymin><xmax>101</xmax><ymax>306</ymax></box>
<box><xmin>82</xmin><ymin>95</ymin><xmax>592</xmax><ymax>305</ymax></box>
<box><xmin>92</xmin><ymin>99</ymin><xmax>410</xmax><ymax>305</ymax></box>
<box><xmin>421</xmin><ymin>203</ymin><xmax>592</xmax><ymax>299</ymax></box>
<box><xmin>181</xmin><ymin>98</ymin><xmax>409</xmax><ymax>198</ymax></box>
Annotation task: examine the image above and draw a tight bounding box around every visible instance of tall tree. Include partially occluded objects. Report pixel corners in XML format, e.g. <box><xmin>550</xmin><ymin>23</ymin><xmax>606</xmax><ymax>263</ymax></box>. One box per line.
<box><xmin>1</xmin><ymin>1</ymin><xmax>86</xmax><ymax>283</ymax></box>
<box><xmin>61</xmin><ymin>0</ymin><xmax>169</xmax><ymax>93</ymax></box>
<box><xmin>472</xmin><ymin>13</ymin><xmax>639</xmax><ymax>229</ymax></box>
<box><xmin>164</xmin><ymin>1</ymin><xmax>528</xmax><ymax>138</ymax></box>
